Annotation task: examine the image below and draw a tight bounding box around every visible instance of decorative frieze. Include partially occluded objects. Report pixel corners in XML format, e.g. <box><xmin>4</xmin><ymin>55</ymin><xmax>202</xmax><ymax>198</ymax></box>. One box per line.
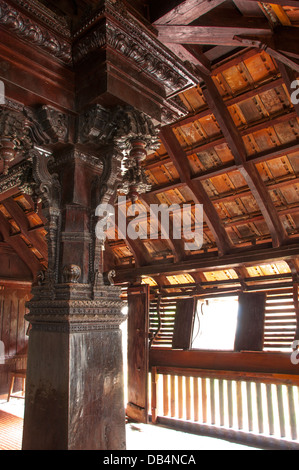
<box><xmin>9</xmin><ymin>0</ymin><xmax>71</xmax><ymax>38</ymax></box>
<box><xmin>73</xmin><ymin>18</ymin><xmax>195</xmax><ymax>97</ymax></box>
<box><xmin>0</xmin><ymin>0</ymin><xmax>72</xmax><ymax>63</ymax></box>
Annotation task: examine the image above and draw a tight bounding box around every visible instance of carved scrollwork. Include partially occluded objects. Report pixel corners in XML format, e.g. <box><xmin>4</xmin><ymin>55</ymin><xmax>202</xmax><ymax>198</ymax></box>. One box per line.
<box><xmin>0</xmin><ymin>108</ymin><xmax>33</xmax><ymax>173</ymax></box>
<box><xmin>0</xmin><ymin>0</ymin><xmax>72</xmax><ymax>63</ymax></box>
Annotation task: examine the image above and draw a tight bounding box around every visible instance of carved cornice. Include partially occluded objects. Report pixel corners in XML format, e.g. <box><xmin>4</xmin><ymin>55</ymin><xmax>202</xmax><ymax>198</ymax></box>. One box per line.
<box><xmin>73</xmin><ymin>19</ymin><xmax>196</xmax><ymax>96</ymax></box>
<box><xmin>72</xmin><ymin>1</ymin><xmax>197</xmax><ymax>97</ymax></box>
<box><xmin>9</xmin><ymin>0</ymin><xmax>71</xmax><ymax>38</ymax></box>
<box><xmin>0</xmin><ymin>0</ymin><xmax>72</xmax><ymax>63</ymax></box>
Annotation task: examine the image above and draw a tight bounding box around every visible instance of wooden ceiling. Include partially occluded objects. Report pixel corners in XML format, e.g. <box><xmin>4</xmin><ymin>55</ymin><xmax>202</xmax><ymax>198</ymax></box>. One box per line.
<box><xmin>107</xmin><ymin>1</ymin><xmax>299</xmax><ymax>286</ymax></box>
<box><xmin>0</xmin><ymin>0</ymin><xmax>298</xmax><ymax>290</ymax></box>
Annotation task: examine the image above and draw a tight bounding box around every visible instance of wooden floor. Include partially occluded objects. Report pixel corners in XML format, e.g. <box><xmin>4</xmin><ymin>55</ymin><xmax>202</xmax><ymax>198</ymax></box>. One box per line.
<box><xmin>0</xmin><ymin>399</ymin><xmax>257</xmax><ymax>451</ymax></box>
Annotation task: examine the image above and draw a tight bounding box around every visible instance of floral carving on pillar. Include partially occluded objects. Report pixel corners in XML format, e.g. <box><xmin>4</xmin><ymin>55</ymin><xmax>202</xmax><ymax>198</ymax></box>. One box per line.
<box><xmin>0</xmin><ymin>108</ymin><xmax>32</xmax><ymax>173</ymax></box>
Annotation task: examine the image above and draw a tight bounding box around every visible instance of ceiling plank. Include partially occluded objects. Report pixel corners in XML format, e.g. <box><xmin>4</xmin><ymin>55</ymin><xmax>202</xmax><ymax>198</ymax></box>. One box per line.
<box><xmin>277</xmin><ymin>61</ymin><xmax>299</xmax><ymax>118</ymax></box>
<box><xmin>153</xmin><ymin>0</ymin><xmax>227</xmax><ymax>25</ymax></box>
<box><xmin>114</xmin><ymin>203</ymin><xmax>152</xmax><ymax>268</ymax></box>
<box><xmin>200</xmin><ymin>72</ymin><xmax>289</xmax><ymax>248</ymax></box>
<box><xmin>141</xmin><ymin>193</ymin><xmax>187</xmax><ymax>262</ymax></box>
<box><xmin>0</xmin><ymin>210</ymin><xmax>42</xmax><ymax>277</ymax></box>
<box><xmin>2</xmin><ymin>198</ymin><xmax>47</xmax><ymax>260</ymax></box>
<box><xmin>159</xmin><ymin>126</ymin><xmax>233</xmax><ymax>255</ymax></box>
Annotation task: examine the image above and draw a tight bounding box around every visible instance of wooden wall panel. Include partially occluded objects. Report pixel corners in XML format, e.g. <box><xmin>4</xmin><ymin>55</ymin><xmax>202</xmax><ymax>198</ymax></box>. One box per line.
<box><xmin>234</xmin><ymin>292</ymin><xmax>266</xmax><ymax>352</ymax></box>
<box><xmin>0</xmin><ymin>283</ymin><xmax>31</xmax><ymax>396</ymax></box>
<box><xmin>172</xmin><ymin>298</ymin><xmax>195</xmax><ymax>350</ymax></box>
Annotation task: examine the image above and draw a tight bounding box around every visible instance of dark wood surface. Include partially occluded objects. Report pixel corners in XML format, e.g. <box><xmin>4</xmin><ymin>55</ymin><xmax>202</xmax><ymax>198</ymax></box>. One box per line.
<box><xmin>127</xmin><ymin>285</ymin><xmax>150</xmax><ymax>423</ymax></box>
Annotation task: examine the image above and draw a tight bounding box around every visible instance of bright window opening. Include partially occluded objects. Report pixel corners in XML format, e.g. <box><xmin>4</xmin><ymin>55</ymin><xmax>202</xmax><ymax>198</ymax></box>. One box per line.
<box><xmin>191</xmin><ymin>297</ymin><xmax>238</xmax><ymax>351</ymax></box>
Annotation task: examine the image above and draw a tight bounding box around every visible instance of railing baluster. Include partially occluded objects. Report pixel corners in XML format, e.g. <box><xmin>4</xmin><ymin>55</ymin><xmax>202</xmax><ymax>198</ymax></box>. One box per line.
<box><xmin>266</xmin><ymin>384</ymin><xmax>274</xmax><ymax>435</ymax></box>
<box><xmin>236</xmin><ymin>381</ymin><xmax>243</xmax><ymax>430</ymax></box>
<box><xmin>163</xmin><ymin>374</ymin><xmax>169</xmax><ymax>417</ymax></box>
<box><xmin>185</xmin><ymin>376</ymin><xmax>191</xmax><ymax>420</ymax></box>
<box><xmin>219</xmin><ymin>379</ymin><xmax>224</xmax><ymax>427</ymax></box>
<box><xmin>210</xmin><ymin>378</ymin><xmax>215</xmax><ymax>425</ymax></box>
<box><xmin>287</xmin><ymin>385</ymin><xmax>297</xmax><ymax>440</ymax></box>
<box><xmin>170</xmin><ymin>375</ymin><xmax>176</xmax><ymax>418</ymax></box>
<box><xmin>178</xmin><ymin>375</ymin><xmax>183</xmax><ymax>419</ymax></box>
<box><xmin>201</xmin><ymin>378</ymin><xmax>207</xmax><ymax>424</ymax></box>
<box><xmin>227</xmin><ymin>380</ymin><xmax>233</xmax><ymax>428</ymax></box>
<box><xmin>246</xmin><ymin>381</ymin><xmax>253</xmax><ymax>432</ymax></box>
<box><xmin>256</xmin><ymin>382</ymin><xmax>264</xmax><ymax>434</ymax></box>
<box><xmin>276</xmin><ymin>384</ymin><xmax>286</xmax><ymax>438</ymax></box>
<box><xmin>193</xmin><ymin>377</ymin><xmax>199</xmax><ymax>422</ymax></box>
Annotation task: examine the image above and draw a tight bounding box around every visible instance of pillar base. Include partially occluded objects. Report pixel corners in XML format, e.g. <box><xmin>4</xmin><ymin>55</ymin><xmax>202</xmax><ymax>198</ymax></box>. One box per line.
<box><xmin>22</xmin><ymin>284</ymin><xmax>127</xmax><ymax>450</ymax></box>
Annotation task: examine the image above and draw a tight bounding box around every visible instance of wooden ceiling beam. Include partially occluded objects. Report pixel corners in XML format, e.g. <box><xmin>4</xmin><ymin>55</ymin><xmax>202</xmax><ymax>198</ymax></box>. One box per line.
<box><xmin>159</xmin><ymin>126</ymin><xmax>233</xmax><ymax>255</ymax></box>
<box><xmin>153</xmin><ymin>0</ymin><xmax>227</xmax><ymax>25</ymax></box>
<box><xmin>200</xmin><ymin>73</ymin><xmax>289</xmax><ymax>248</ymax></box>
<box><xmin>114</xmin><ymin>242</ymin><xmax>299</xmax><ymax>281</ymax></box>
<box><xmin>156</xmin><ymin>24</ymin><xmax>272</xmax><ymax>47</ymax></box>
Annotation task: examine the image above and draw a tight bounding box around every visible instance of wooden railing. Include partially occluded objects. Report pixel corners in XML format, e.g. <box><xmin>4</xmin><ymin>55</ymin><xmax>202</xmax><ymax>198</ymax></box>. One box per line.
<box><xmin>149</xmin><ymin>366</ymin><xmax>299</xmax><ymax>448</ymax></box>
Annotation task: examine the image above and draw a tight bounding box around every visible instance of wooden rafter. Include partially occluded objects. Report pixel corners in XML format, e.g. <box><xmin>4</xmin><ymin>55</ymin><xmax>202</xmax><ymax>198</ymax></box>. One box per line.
<box><xmin>159</xmin><ymin>126</ymin><xmax>233</xmax><ymax>255</ymax></box>
<box><xmin>2</xmin><ymin>198</ymin><xmax>47</xmax><ymax>260</ymax></box>
<box><xmin>156</xmin><ymin>23</ymin><xmax>272</xmax><ymax>47</ymax></box>
<box><xmin>153</xmin><ymin>0</ymin><xmax>227</xmax><ymax>25</ymax></box>
<box><xmin>200</xmin><ymin>73</ymin><xmax>289</xmax><ymax>248</ymax></box>
<box><xmin>0</xmin><ymin>210</ymin><xmax>42</xmax><ymax>276</ymax></box>
<box><xmin>140</xmin><ymin>193</ymin><xmax>187</xmax><ymax>263</ymax></box>
<box><xmin>114</xmin><ymin>203</ymin><xmax>152</xmax><ymax>268</ymax></box>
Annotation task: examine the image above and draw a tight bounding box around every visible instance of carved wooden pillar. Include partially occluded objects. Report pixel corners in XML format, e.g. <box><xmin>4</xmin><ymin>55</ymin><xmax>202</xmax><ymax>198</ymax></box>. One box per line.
<box><xmin>20</xmin><ymin>104</ymin><xmax>158</xmax><ymax>450</ymax></box>
<box><xmin>21</xmin><ymin>146</ymin><xmax>126</xmax><ymax>450</ymax></box>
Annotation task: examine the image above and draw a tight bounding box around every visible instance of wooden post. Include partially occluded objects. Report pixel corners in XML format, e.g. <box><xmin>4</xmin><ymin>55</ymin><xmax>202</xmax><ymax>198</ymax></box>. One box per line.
<box><xmin>151</xmin><ymin>367</ymin><xmax>158</xmax><ymax>424</ymax></box>
<box><xmin>126</xmin><ymin>284</ymin><xmax>150</xmax><ymax>424</ymax></box>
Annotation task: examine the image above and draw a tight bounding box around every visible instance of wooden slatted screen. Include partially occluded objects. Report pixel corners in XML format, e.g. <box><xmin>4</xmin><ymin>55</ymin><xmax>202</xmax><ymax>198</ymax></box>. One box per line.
<box><xmin>149</xmin><ymin>298</ymin><xmax>176</xmax><ymax>348</ymax></box>
<box><xmin>263</xmin><ymin>287</ymin><xmax>298</xmax><ymax>351</ymax></box>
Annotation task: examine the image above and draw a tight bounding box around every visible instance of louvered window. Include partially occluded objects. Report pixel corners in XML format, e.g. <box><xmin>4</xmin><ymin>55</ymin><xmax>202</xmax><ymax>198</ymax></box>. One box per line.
<box><xmin>149</xmin><ymin>298</ymin><xmax>176</xmax><ymax>348</ymax></box>
<box><xmin>263</xmin><ymin>287</ymin><xmax>298</xmax><ymax>352</ymax></box>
